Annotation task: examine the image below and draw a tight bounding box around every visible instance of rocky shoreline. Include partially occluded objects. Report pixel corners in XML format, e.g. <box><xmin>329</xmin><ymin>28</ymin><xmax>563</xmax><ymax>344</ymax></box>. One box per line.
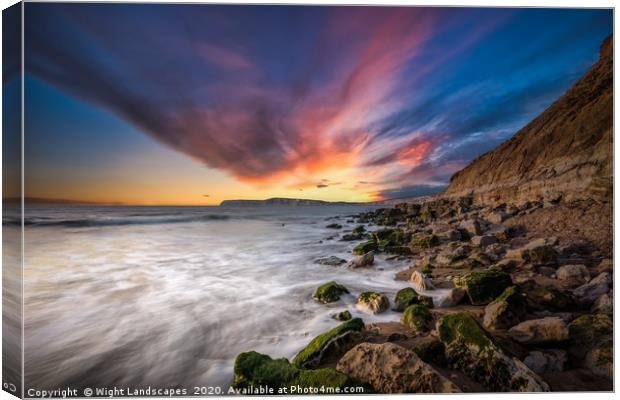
<box><xmin>231</xmin><ymin>196</ymin><xmax>612</xmax><ymax>393</ymax></box>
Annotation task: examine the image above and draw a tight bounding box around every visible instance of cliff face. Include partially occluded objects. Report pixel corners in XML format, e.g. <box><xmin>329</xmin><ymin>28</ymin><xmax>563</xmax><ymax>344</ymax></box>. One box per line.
<box><xmin>444</xmin><ymin>36</ymin><xmax>613</xmax><ymax>205</ymax></box>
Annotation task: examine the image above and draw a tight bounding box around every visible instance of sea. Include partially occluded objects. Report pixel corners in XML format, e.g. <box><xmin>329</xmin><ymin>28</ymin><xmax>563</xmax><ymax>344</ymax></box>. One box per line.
<box><xmin>4</xmin><ymin>205</ymin><xmax>417</xmax><ymax>392</ymax></box>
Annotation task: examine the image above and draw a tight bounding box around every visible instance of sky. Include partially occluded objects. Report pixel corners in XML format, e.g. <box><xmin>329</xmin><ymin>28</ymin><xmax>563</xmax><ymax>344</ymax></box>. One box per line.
<box><xmin>11</xmin><ymin>4</ymin><xmax>612</xmax><ymax>205</ymax></box>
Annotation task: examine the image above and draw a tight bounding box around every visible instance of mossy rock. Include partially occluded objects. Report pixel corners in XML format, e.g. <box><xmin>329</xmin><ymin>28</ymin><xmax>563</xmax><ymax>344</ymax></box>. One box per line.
<box><xmin>233</xmin><ymin>351</ymin><xmax>361</xmax><ymax>391</ymax></box>
<box><xmin>353</xmin><ymin>241</ymin><xmax>377</xmax><ymax>255</ymax></box>
<box><xmin>393</xmin><ymin>288</ymin><xmax>433</xmax><ymax>312</ymax></box>
<box><xmin>341</xmin><ymin>233</ymin><xmax>363</xmax><ymax>241</ymax></box>
<box><xmin>411</xmin><ymin>233</ymin><xmax>439</xmax><ymax>249</ymax></box>
<box><xmin>483</xmin><ymin>286</ymin><xmax>527</xmax><ymax>330</ymax></box>
<box><xmin>451</xmin><ymin>257</ymin><xmax>484</xmax><ymax>270</ymax></box>
<box><xmin>356</xmin><ymin>292</ymin><xmax>390</xmax><ymax>314</ymax></box>
<box><xmin>401</xmin><ymin>304</ymin><xmax>432</xmax><ymax>332</ymax></box>
<box><xmin>453</xmin><ymin>269</ymin><xmax>513</xmax><ymax>305</ymax></box>
<box><xmin>412</xmin><ymin>338</ymin><xmax>447</xmax><ymax>366</ymax></box>
<box><xmin>437</xmin><ymin>312</ymin><xmax>549</xmax><ymax>392</ymax></box>
<box><xmin>313</xmin><ymin>281</ymin><xmax>349</xmax><ymax>304</ymax></box>
<box><xmin>352</xmin><ymin>225</ymin><xmax>366</xmax><ymax>235</ymax></box>
<box><xmin>421</xmin><ymin>261</ymin><xmax>433</xmax><ymax>276</ymax></box>
<box><xmin>293</xmin><ymin>318</ymin><xmax>365</xmax><ymax>368</ymax></box>
<box><xmin>568</xmin><ymin>314</ymin><xmax>612</xmax><ymax>360</ymax></box>
<box><xmin>372</xmin><ymin>228</ymin><xmax>397</xmax><ymax>242</ymax></box>
<box><xmin>384</xmin><ymin>245</ymin><xmax>412</xmax><ymax>255</ymax></box>
<box><xmin>517</xmin><ymin>280</ymin><xmax>577</xmax><ymax>311</ymax></box>
<box><xmin>448</xmin><ymin>253</ymin><xmax>467</xmax><ymax>263</ymax></box>
<box><xmin>332</xmin><ymin>310</ymin><xmax>352</xmax><ymax>321</ymax></box>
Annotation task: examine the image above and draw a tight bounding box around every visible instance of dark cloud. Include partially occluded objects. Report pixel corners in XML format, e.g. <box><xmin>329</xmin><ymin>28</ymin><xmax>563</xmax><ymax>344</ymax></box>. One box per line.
<box><xmin>378</xmin><ymin>184</ymin><xmax>446</xmax><ymax>200</ymax></box>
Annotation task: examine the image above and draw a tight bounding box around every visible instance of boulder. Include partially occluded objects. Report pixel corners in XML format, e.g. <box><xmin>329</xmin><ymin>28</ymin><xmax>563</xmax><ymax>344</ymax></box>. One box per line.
<box><xmin>508</xmin><ymin>317</ymin><xmax>569</xmax><ymax>344</ymax></box>
<box><xmin>471</xmin><ymin>235</ymin><xmax>498</xmax><ymax>247</ymax></box>
<box><xmin>437</xmin><ymin>312</ymin><xmax>549</xmax><ymax>391</ymax></box>
<box><xmin>483</xmin><ymin>286</ymin><xmax>526</xmax><ymax>330</ymax></box>
<box><xmin>410</xmin><ymin>233</ymin><xmax>439</xmax><ymax>249</ymax></box>
<box><xmin>233</xmin><ymin>351</ymin><xmax>360</xmax><ymax>391</ymax></box>
<box><xmin>315</xmin><ymin>256</ymin><xmax>347</xmax><ymax>266</ymax></box>
<box><xmin>568</xmin><ymin>314</ymin><xmax>612</xmax><ymax>379</ymax></box>
<box><xmin>453</xmin><ymin>268</ymin><xmax>513</xmax><ymax>305</ymax></box>
<box><xmin>336</xmin><ymin>342</ymin><xmax>460</xmax><ymax>393</ymax></box>
<box><xmin>393</xmin><ymin>287</ymin><xmax>432</xmax><ymax>312</ymax></box>
<box><xmin>347</xmin><ymin>251</ymin><xmax>374</xmax><ymax>269</ymax></box>
<box><xmin>556</xmin><ymin>264</ymin><xmax>590</xmax><ymax>284</ymax></box>
<box><xmin>341</xmin><ymin>233</ymin><xmax>364</xmax><ymax>241</ymax></box>
<box><xmin>459</xmin><ymin>219</ymin><xmax>484</xmax><ymax>236</ymax></box>
<box><xmin>517</xmin><ymin>280</ymin><xmax>576</xmax><ymax>311</ymax></box>
<box><xmin>573</xmin><ymin>272</ymin><xmax>612</xmax><ymax>303</ymax></box>
<box><xmin>293</xmin><ymin>318</ymin><xmax>364</xmax><ymax>368</ymax></box>
<box><xmin>353</xmin><ymin>241</ymin><xmax>378</xmax><ymax>255</ymax></box>
<box><xmin>314</xmin><ymin>281</ymin><xmax>349</xmax><ymax>304</ymax></box>
<box><xmin>410</xmin><ymin>270</ymin><xmax>435</xmax><ymax>291</ymax></box>
<box><xmin>505</xmin><ymin>239</ymin><xmax>557</xmax><ymax>265</ymax></box>
<box><xmin>326</xmin><ymin>223</ymin><xmax>343</xmax><ymax>229</ymax></box>
<box><xmin>523</xmin><ymin>350</ymin><xmax>567</xmax><ymax>374</ymax></box>
<box><xmin>332</xmin><ymin>310</ymin><xmax>352</xmax><ymax>321</ymax></box>
<box><xmin>401</xmin><ymin>304</ymin><xmax>432</xmax><ymax>333</ymax></box>
<box><xmin>356</xmin><ymin>292</ymin><xmax>390</xmax><ymax>314</ymax></box>
<box><xmin>591</xmin><ymin>291</ymin><xmax>613</xmax><ymax>314</ymax></box>
<box><xmin>435</xmin><ymin>287</ymin><xmax>466</xmax><ymax>308</ymax></box>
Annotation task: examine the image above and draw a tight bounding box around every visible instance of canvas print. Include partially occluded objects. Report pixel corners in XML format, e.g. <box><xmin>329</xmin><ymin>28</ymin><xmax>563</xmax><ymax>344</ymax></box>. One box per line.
<box><xmin>2</xmin><ymin>2</ymin><xmax>614</xmax><ymax>397</ymax></box>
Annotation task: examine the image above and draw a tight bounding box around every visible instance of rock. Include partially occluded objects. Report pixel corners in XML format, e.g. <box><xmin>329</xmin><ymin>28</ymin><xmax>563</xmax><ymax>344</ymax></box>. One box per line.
<box><xmin>410</xmin><ymin>270</ymin><xmax>435</xmax><ymax>291</ymax></box>
<box><xmin>314</xmin><ymin>281</ymin><xmax>349</xmax><ymax>304</ymax></box>
<box><xmin>384</xmin><ymin>245</ymin><xmax>413</xmax><ymax>255</ymax></box>
<box><xmin>401</xmin><ymin>304</ymin><xmax>432</xmax><ymax>333</ymax></box>
<box><xmin>573</xmin><ymin>272</ymin><xmax>612</xmax><ymax>303</ymax></box>
<box><xmin>326</xmin><ymin>223</ymin><xmax>343</xmax><ymax>229</ymax></box>
<box><xmin>459</xmin><ymin>219</ymin><xmax>484</xmax><ymax>236</ymax></box>
<box><xmin>483</xmin><ymin>286</ymin><xmax>526</xmax><ymax>330</ymax></box>
<box><xmin>386</xmin><ymin>332</ymin><xmax>407</xmax><ymax>342</ymax></box>
<box><xmin>591</xmin><ymin>291</ymin><xmax>613</xmax><ymax>314</ymax></box>
<box><xmin>336</xmin><ymin>342</ymin><xmax>461</xmax><ymax>393</ymax></box>
<box><xmin>596</xmin><ymin>258</ymin><xmax>613</xmax><ymax>274</ymax></box>
<box><xmin>412</xmin><ymin>337</ymin><xmax>447</xmax><ymax>366</ymax></box>
<box><xmin>347</xmin><ymin>251</ymin><xmax>374</xmax><ymax>269</ymax></box>
<box><xmin>293</xmin><ymin>318</ymin><xmax>364</xmax><ymax>368</ymax></box>
<box><xmin>556</xmin><ymin>264</ymin><xmax>590</xmax><ymax>284</ymax></box>
<box><xmin>523</xmin><ymin>350</ymin><xmax>567</xmax><ymax>374</ymax></box>
<box><xmin>488</xmin><ymin>211</ymin><xmax>510</xmax><ymax>224</ymax></box>
<box><xmin>508</xmin><ymin>317</ymin><xmax>569</xmax><ymax>344</ymax></box>
<box><xmin>332</xmin><ymin>310</ymin><xmax>352</xmax><ymax>321</ymax></box>
<box><xmin>393</xmin><ymin>287</ymin><xmax>433</xmax><ymax>312</ymax></box>
<box><xmin>471</xmin><ymin>235</ymin><xmax>498</xmax><ymax>247</ymax></box>
<box><xmin>356</xmin><ymin>292</ymin><xmax>390</xmax><ymax>314</ymax></box>
<box><xmin>341</xmin><ymin>233</ymin><xmax>364</xmax><ymax>241</ymax></box>
<box><xmin>315</xmin><ymin>256</ymin><xmax>347</xmax><ymax>266</ymax></box>
<box><xmin>453</xmin><ymin>268</ymin><xmax>513</xmax><ymax>305</ymax></box>
<box><xmin>537</xmin><ymin>266</ymin><xmax>556</xmax><ymax>277</ymax></box>
<box><xmin>437</xmin><ymin>312</ymin><xmax>549</xmax><ymax>391</ymax></box>
<box><xmin>568</xmin><ymin>314</ymin><xmax>612</xmax><ymax>378</ymax></box>
<box><xmin>233</xmin><ymin>351</ymin><xmax>360</xmax><ymax>391</ymax></box>
<box><xmin>353</xmin><ymin>241</ymin><xmax>378</xmax><ymax>255</ymax></box>
<box><xmin>517</xmin><ymin>280</ymin><xmax>576</xmax><ymax>311</ymax></box>
<box><xmin>505</xmin><ymin>239</ymin><xmax>557</xmax><ymax>265</ymax></box>
<box><xmin>352</xmin><ymin>225</ymin><xmax>366</xmax><ymax>235</ymax></box>
<box><xmin>435</xmin><ymin>287</ymin><xmax>466</xmax><ymax>308</ymax></box>
<box><xmin>410</xmin><ymin>233</ymin><xmax>439</xmax><ymax>249</ymax></box>
<box><xmin>444</xmin><ymin>229</ymin><xmax>462</xmax><ymax>241</ymax></box>
<box><xmin>494</xmin><ymin>258</ymin><xmax>517</xmax><ymax>271</ymax></box>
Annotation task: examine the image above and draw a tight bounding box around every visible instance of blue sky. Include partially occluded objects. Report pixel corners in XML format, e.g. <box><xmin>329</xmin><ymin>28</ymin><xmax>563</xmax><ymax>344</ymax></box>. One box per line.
<box><xmin>16</xmin><ymin>4</ymin><xmax>612</xmax><ymax>204</ymax></box>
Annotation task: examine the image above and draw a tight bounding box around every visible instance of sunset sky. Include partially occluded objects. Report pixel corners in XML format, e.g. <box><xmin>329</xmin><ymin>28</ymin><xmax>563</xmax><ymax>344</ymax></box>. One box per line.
<box><xmin>14</xmin><ymin>4</ymin><xmax>612</xmax><ymax>205</ymax></box>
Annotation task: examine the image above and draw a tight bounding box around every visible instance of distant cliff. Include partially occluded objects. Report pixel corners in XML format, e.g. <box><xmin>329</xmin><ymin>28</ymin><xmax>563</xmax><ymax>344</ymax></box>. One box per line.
<box><xmin>444</xmin><ymin>36</ymin><xmax>613</xmax><ymax>205</ymax></box>
<box><xmin>220</xmin><ymin>197</ymin><xmax>363</xmax><ymax>206</ymax></box>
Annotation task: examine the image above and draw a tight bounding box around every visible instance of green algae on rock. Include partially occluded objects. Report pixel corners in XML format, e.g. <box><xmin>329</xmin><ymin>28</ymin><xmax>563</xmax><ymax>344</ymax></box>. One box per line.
<box><xmin>437</xmin><ymin>312</ymin><xmax>549</xmax><ymax>392</ymax></box>
<box><xmin>453</xmin><ymin>269</ymin><xmax>513</xmax><ymax>305</ymax></box>
<box><xmin>568</xmin><ymin>314</ymin><xmax>612</xmax><ymax>378</ymax></box>
<box><xmin>393</xmin><ymin>288</ymin><xmax>433</xmax><ymax>312</ymax></box>
<box><xmin>483</xmin><ymin>286</ymin><xmax>527</xmax><ymax>330</ymax></box>
<box><xmin>313</xmin><ymin>281</ymin><xmax>349</xmax><ymax>304</ymax></box>
<box><xmin>233</xmin><ymin>351</ymin><xmax>362</xmax><ymax>392</ymax></box>
<box><xmin>293</xmin><ymin>318</ymin><xmax>365</xmax><ymax>369</ymax></box>
<box><xmin>353</xmin><ymin>241</ymin><xmax>377</xmax><ymax>255</ymax></box>
<box><xmin>332</xmin><ymin>310</ymin><xmax>352</xmax><ymax>321</ymax></box>
<box><xmin>401</xmin><ymin>304</ymin><xmax>432</xmax><ymax>333</ymax></box>
<box><xmin>356</xmin><ymin>292</ymin><xmax>390</xmax><ymax>314</ymax></box>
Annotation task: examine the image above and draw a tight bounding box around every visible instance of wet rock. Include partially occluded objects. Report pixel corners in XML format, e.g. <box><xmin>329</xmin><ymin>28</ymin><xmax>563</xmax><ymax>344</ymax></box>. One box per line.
<box><xmin>508</xmin><ymin>317</ymin><xmax>569</xmax><ymax>344</ymax></box>
<box><xmin>453</xmin><ymin>268</ymin><xmax>513</xmax><ymax>305</ymax></box>
<box><xmin>326</xmin><ymin>223</ymin><xmax>343</xmax><ymax>229</ymax></box>
<box><xmin>568</xmin><ymin>314</ymin><xmax>612</xmax><ymax>379</ymax></box>
<box><xmin>341</xmin><ymin>233</ymin><xmax>364</xmax><ymax>241</ymax></box>
<box><xmin>314</xmin><ymin>281</ymin><xmax>349</xmax><ymax>304</ymax></box>
<box><xmin>471</xmin><ymin>235</ymin><xmax>498</xmax><ymax>247</ymax></box>
<box><xmin>591</xmin><ymin>291</ymin><xmax>613</xmax><ymax>314</ymax></box>
<box><xmin>483</xmin><ymin>286</ymin><xmax>527</xmax><ymax>330</ymax></box>
<box><xmin>233</xmin><ymin>351</ymin><xmax>360</xmax><ymax>390</ymax></box>
<box><xmin>556</xmin><ymin>264</ymin><xmax>590</xmax><ymax>284</ymax></box>
<box><xmin>437</xmin><ymin>312</ymin><xmax>549</xmax><ymax>391</ymax></box>
<box><xmin>573</xmin><ymin>272</ymin><xmax>612</xmax><ymax>303</ymax></box>
<box><xmin>523</xmin><ymin>350</ymin><xmax>567</xmax><ymax>374</ymax></box>
<box><xmin>410</xmin><ymin>270</ymin><xmax>435</xmax><ymax>291</ymax></box>
<box><xmin>393</xmin><ymin>287</ymin><xmax>433</xmax><ymax>312</ymax></box>
<box><xmin>435</xmin><ymin>287</ymin><xmax>466</xmax><ymax>308</ymax></box>
<box><xmin>332</xmin><ymin>310</ymin><xmax>352</xmax><ymax>321</ymax></box>
<box><xmin>401</xmin><ymin>304</ymin><xmax>432</xmax><ymax>333</ymax></box>
<box><xmin>315</xmin><ymin>256</ymin><xmax>347</xmax><ymax>266</ymax></box>
<box><xmin>356</xmin><ymin>292</ymin><xmax>390</xmax><ymax>314</ymax></box>
<box><xmin>347</xmin><ymin>251</ymin><xmax>374</xmax><ymax>269</ymax></box>
<box><xmin>353</xmin><ymin>241</ymin><xmax>378</xmax><ymax>255</ymax></box>
<box><xmin>336</xmin><ymin>342</ymin><xmax>461</xmax><ymax>393</ymax></box>
<box><xmin>293</xmin><ymin>318</ymin><xmax>365</xmax><ymax>368</ymax></box>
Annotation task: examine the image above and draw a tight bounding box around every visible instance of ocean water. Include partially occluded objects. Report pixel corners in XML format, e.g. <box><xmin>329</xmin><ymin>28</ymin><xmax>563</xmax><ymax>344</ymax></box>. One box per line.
<box><xmin>11</xmin><ymin>205</ymin><xmax>415</xmax><ymax>391</ymax></box>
